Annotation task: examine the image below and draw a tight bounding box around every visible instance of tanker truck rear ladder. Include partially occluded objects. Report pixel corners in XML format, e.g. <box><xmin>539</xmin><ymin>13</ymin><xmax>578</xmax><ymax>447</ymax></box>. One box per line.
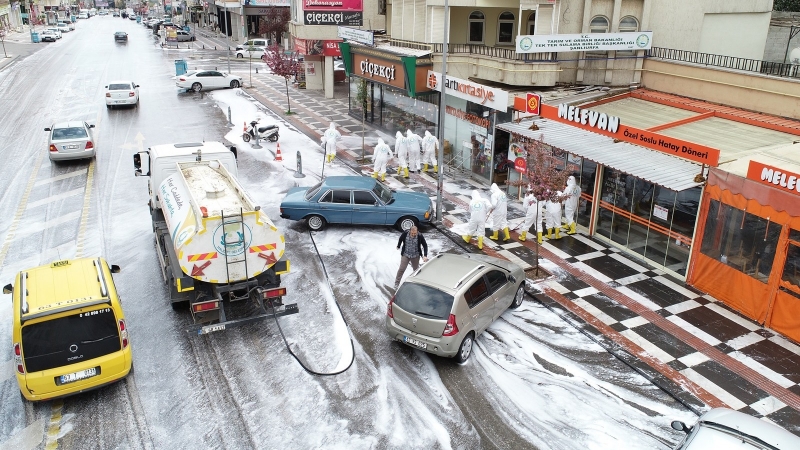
<box><xmin>218</xmin><ymin>208</ymin><xmax>251</xmax><ymax>301</ymax></box>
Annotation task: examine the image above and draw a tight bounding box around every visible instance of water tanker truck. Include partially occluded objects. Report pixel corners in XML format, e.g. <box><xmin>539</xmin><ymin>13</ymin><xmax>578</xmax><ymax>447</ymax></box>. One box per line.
<box><xmin>133</xmin><ymin>142</ymin><xmax>297</xmax><ymax>334</ymax></box>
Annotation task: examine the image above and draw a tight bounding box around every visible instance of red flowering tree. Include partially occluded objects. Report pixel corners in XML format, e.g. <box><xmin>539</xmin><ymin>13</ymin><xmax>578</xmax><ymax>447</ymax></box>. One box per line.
<box><xmin>257</xmin><ymin>6</ymin><xmax>290</xmax><ymax>44</ymax></box>
<box><xmin>509</xmin><ymin>136</ymin><xmax>570</xmax><ymax>202</ymax></box>
<box><xmin>262</xmin><ymin>45</ymin><xmax>301</xmax><ymax>114</ymax></box>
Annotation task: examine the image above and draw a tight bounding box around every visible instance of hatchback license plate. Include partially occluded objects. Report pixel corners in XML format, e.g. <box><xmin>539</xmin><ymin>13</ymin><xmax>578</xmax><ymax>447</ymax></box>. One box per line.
<box><xmin>403</xmin><ymin>336</ymin><xmax>427</xmax><ymax>350</ymax></box>
<box><xmin>60</xmin><ymin>367</ymin><xmax>97</xmax><ymax>384</ymax></box>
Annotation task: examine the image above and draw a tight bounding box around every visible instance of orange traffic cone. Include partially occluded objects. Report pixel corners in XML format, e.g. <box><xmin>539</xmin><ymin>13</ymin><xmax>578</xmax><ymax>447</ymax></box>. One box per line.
<box><xmin>275</xmin><ymin>143</ymin><xmax>283</xmax><ymax>162</ymax></box>
<box><xmin>243</xmin><ymin>121</ymin><xmax>247</xmax><ymax>133</ymax></box>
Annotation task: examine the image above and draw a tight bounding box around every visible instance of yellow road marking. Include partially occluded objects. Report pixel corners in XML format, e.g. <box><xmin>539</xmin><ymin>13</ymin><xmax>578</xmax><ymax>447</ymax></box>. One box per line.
<box><xmin>43</xmin><ymin>399</ymin><xmax>63</xmax><ymax>450</ymax></box>
<box><xmin>75</xmin><ymin>159</ymin><xmax>95</xmax><ymax>259</ymax></box>
<box><xmin>0</xmin><ymin>151</ymin><xmax>46</xmax><ymax>270</ymax></box>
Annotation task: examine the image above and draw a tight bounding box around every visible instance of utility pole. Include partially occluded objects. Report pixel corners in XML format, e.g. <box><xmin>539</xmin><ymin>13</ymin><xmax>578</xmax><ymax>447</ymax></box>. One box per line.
<box><xmin>226</xmin><ymin>4</ymin><xmax>231</xmax><ymax>73</ymax></box>
<box><xmin>435</xmin><ymin>0</ymin><xmax>449</xmax><ymax>223</ymax></box>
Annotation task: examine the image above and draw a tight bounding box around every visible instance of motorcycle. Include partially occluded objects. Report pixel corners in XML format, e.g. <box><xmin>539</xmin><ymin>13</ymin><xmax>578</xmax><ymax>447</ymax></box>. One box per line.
<box><xmin>243</xmin><ymin>119</ymin><xmax>279</xmax><ymax>143</ymax></box>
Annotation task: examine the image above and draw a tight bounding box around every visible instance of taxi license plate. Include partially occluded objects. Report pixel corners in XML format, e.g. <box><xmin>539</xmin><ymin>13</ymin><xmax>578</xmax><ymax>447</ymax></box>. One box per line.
<box><xmin>59</xmin><ymin>367</ymin><xmax>97</xmax><ymax>384</ymax></box>
<box><xmin>403</xmin><ymin>336</ymin><xmax>427</xmax><ymax>350</ymax></box>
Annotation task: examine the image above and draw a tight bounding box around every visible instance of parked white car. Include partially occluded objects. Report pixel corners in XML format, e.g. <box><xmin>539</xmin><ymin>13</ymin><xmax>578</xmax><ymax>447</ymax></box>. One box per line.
<box><xmin>57</xmin><ymin>22</ymin><xmax>71</xmax><ymax>33</ymax></box>
<box><xmin>105</xmin><ymin>81</ymin><xmax>140</xmax><ymax>108</ymax></box>
<box><xmin>671</xmin><ymin>408</ymin><xmax>800</xmax><ymax>449</ymax></box>
<box><xmin>46</xmin><ymin>28</ymin><xmax>62</xmax><ymax>39</ymax></box>
<box><xmin>39</xmin><ymin>30</ymin><xmax>59</xmax><ymax>42</ymax></box>
<box><xmin>175</xmin><ymin>70</ymin><xmax>242</xmax><ymax>92</ymax></box>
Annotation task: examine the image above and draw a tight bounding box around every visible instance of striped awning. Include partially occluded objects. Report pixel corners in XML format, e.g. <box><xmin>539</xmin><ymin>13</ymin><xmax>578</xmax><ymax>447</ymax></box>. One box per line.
<box><xmin>497</xmin><ymin>119</ymin><xmax>704</xmax><ymax>192</ymax></box>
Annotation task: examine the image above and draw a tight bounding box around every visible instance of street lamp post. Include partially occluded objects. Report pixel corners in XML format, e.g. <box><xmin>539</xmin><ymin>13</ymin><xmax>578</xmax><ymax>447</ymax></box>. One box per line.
<box><xmin>435</xmin><ymin>0</ymin><xmax>449</xmax><ymax>223</ymax></box>
<box><xmin>225</xmin><ymin>4</ymin><xmax>231</xmax><ymax>73</ymax></box>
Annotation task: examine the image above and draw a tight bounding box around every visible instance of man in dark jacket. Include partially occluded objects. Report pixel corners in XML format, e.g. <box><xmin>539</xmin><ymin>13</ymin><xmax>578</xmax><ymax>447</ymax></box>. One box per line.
<box><xmin>395</xmin><ymin>226</ymin><xmax>428</xmax><ymax>287</ymax></box>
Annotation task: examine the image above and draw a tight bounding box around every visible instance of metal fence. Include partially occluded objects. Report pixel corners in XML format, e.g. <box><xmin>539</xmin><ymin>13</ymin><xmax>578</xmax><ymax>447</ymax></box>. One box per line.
<box><xmin>383</xmin><ymin>38</ymin><xmax>555</xmax><ymax>62</ymax></box>
<box><xmin>646</xmin><ymin>46</ymin><xmax>800</xmax><ymax>79</ymax></box>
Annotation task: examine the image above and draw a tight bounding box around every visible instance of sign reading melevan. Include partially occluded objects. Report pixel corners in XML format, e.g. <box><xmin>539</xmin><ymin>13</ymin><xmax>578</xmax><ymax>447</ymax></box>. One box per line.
<box><xmin>426</xmin><ymin>71</ymin><xmax>508</xmax><ymax>112</ymax></box>
<box><xmin>746</xmin><ymin>160</ymin><xmax>800</xmax><ymax>196</ymax></box>
<box><xmin>516</xmin><ymin>32</ymin><xmax>653</xmax><ymax>53</ymax></box>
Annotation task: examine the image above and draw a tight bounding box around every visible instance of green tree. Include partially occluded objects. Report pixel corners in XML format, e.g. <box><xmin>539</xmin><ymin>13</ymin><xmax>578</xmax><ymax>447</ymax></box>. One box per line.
<box><xmin>774</xmin><ymin>0</ymin><xmax>800</xmax><ymax>11</ymax></box>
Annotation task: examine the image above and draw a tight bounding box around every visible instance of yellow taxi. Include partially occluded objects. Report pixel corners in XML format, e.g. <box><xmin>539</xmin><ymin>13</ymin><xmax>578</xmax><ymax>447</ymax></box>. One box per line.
<box><xmin>3</xmin><ymin>257</ymin><xmax>132</xmax><ymax>401</ymax></box>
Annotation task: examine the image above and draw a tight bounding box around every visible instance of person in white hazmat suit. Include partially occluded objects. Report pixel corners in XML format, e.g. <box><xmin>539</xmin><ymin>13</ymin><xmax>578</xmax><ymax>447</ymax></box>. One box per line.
<box><xmin>372</xmin><ymin>138</ymin><xmax>393</xmax><ymax>181</ymax></box>
<box><xmin>395</xmin><ymin>131</ymin><xmax>409</xmax><ymax>178</ymax></box>
<box><xmin>321</xmin><ymin>122</ymin><xmax>341</xmax><ymax>164</ymax></box>
<box><xmin>406</xmin><ymin>129</ymin><xmax>423</xmax><ymax>173</ymax></box>
<box><xmin>488</xmin><ymin>183</ymin><xmax>510</xmax><ymax>241</ymax></box>
<box><xmin>545</xmin><ymin>191</ymin><xmax>563</xmax><ymax>240</ymax></box>
<box><xmin>561</xmin><ymin>175</ymin><xmax>581</xmax><ymax>235</ymax></box>
<box><xmin>520</xmin><ymin>190</ymin><xmax>545</xmax><ymax>244</ymax></box>
<box><xmin>462</xmin><ymin>190</ymin><xmax>492</xmax><ymax>250</ymax></box>
<box><xmin>421</xmin><ymin>130</ymin><xmax>439</xmax><ymax>174</ymax></box>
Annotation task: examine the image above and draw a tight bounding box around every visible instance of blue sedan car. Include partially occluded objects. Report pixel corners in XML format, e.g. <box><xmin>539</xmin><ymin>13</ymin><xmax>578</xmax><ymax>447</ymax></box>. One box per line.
<box><xmin>280</xmin><ymin>176</ymin><xmax>433</xmax><ymax>231</ymax></box>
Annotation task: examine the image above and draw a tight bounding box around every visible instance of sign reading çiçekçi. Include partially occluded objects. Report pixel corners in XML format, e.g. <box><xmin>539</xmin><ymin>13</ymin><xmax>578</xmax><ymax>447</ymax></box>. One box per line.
<box><xmin>746</xmin><ymin>160</ymin><xmax>800</xmax><ymax>196</ymax></box>
<box><xmin>426</xmin><ymin>71</ymin><xmax>508</xmax><ymax>112</ymax></box>
<box><xmin>516</xmin><ymin>32</ymin><xmax>653</xmax><ymax>53</ymax></box>
<box><xmin>539</xmin><ymin>103</ymin><xmax>721</xmax><ymax>166</ymax></box>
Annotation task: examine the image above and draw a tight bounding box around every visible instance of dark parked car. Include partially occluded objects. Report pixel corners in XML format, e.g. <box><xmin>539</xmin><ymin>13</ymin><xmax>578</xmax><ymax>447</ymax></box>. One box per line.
<box><xmin>114</xmin><ymin>31</ymin><xmax>127</xmax><ymax>42</ymax></box>
<box><xmin>280</xmin><ymin>176</ymin><xmax>433</xmax><ymax>231</ymax></box>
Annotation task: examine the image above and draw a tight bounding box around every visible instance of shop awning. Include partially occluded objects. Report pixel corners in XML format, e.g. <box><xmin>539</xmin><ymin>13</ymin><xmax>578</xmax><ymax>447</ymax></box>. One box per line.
<box><xmin>497</xmin><ymin>118</ymin><xmax>704</xmax><ymax>192</ymax></box>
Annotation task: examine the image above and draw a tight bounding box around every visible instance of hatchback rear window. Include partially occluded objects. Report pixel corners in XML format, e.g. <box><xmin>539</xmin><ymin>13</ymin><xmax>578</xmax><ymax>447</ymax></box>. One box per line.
<box><xmin>394</xmin><ymin>283</ymin><xmax>455</xmax><ymax>320</ymax></box>
<box><xmin>21</xmin><ymin>308</ymin><xmax>121</xmax><ymax>373</ymax></box>
<box><xmin>109</xmin><ymin>83</ymin><xmax>131</xmax><ymax>90</ymax></box>
<box><xmin>52</xmin><ymin>127</ymin><xmax>88</xmax><ymax>140</ymax></box>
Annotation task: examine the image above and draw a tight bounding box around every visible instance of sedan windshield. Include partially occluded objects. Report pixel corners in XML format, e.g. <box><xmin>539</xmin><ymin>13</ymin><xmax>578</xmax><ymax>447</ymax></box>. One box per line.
<box><xmin>108</xmin><ymin>83</ymin><xmax>131</xmax><ymax>90</ymax></box>
<box><xmin>372</xmin><ymin>182</ymin><xmax>393</xmax><ymax>204</ymax></box>
<box><xmin>52</xmin><ymin>127</ymin><xmax>88</xmax><ymax>140</ymax></box>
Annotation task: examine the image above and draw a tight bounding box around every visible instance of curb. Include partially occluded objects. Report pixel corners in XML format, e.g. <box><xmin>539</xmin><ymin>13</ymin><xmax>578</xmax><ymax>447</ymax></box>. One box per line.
<box><xmin>0</xmin><ymin>54</ymin><xmax>20</xmax><ymax>73</ymax></box>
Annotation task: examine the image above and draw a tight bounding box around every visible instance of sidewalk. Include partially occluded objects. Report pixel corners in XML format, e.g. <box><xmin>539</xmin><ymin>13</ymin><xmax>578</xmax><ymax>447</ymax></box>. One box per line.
<box><xmin>240</xmin><ymin>72</ymin><xmax>800</xmax><ymax>435</ymax></box>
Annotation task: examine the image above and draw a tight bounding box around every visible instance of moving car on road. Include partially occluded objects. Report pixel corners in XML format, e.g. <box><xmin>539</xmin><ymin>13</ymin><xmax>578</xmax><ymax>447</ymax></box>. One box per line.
<box><xmin>175</xmin><ymin>29</ymin><xmax>195</xmax><ymax>41</ymax></box>
<box><xmin>45</xmin><ymin>121</ymin><xmax>96</xmax><ymax>162</ymax></box>
<box><xmin>3</xmin><ymin>257</ymin><xmax>132</xmax><ymax>401</ymax></box>
<box><xmin>105</xmin><ymin>81</ymin><xmax>139</xmax><ymax>108</ymax></box>
<box><xmin>279</xmin><ymin>176</ymin><xmax>433</xmax><ymax>231</ymax></box>
<box><xmin>670</xmin><ymin>408</ymin><xmax>800</xmax><ymax>449</ymax></box>
<box><xmin>175</xmin><ymin>70</ymin><xmax>242</xmax><ymax>92</ymax></box>
<box><xmin>386</xmin><ymin>253</ymin><xmax>526</xmax><ymax>363</ymax></box>
<box><xmin>114</xmin><ymin>31</ymin><xmax>127</xmax><ymax>42</ymax></box>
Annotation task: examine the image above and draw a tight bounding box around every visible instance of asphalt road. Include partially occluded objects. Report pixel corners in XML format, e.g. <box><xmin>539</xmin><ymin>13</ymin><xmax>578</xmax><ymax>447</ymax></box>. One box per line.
<box><xmin>0</xmin><ymin>16</ymin><xmax>694</xmax><ymax>450</ymax></box>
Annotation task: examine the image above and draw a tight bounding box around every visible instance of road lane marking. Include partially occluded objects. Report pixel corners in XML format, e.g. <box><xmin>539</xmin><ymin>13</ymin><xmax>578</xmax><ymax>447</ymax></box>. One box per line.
<box><xmin>0</xmin><ymin>151</ymin><xmax>46</xmax><ymax>270</ymax></box>
<box><xmin>13</xmin><ymin>211</ymin><xmax>82</xmax><ymax>239</ymax></box>
<box><xmin>33</xmin><ymin>169</ymin><xmax>88</xmax><ymax>187</ymax></box>
<box><xmin>25</xmin><ymin>188</ymin><xmax>84</xmax><ymax>210</ymax></box>
<box><xmin>75</xmin><ymin>159</ymin><xmax>95</xmax><ymax>258</ymax></box>
<box><xmin>43</xmin><ymin>400</ymin><xmax>64</xmax><ymax>450</ymax></box>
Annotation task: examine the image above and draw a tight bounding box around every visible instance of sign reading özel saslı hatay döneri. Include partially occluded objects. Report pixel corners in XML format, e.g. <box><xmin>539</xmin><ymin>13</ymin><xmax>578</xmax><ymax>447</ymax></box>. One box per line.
<box><xmin>426</xmin><ymin>71</ymin><xmax>509</xmax><ymax>112</ymax></box>
<box><xmin>746</xmin><ymin>160</ymin><xmax>800</xmax><ymax>195</ymax></box>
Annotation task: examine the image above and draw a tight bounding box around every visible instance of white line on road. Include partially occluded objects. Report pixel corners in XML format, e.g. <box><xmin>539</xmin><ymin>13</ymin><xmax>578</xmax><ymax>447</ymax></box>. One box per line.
<box><xmin>25</xmin><ymin>188</ymin><xmax>84</xmax><ymax>210</ymax></box>
<box><xmin>33</xmin><ymin>168</ymin><xmax>88</xmax><ymax>187</ymax></box>
<box><xmin>13</xmin><ymin>211</ymin><xmax>82</xmax><ymax>239</ymax></box>
<box><xmin>0</xmin><ymin>418</ymin><xmax>44</xmax><ymax>450</ymax></box>
<box><xmin>0</xmin><ymin>151</ymin><xmax>46</xmax><ymax>270</ymax></box>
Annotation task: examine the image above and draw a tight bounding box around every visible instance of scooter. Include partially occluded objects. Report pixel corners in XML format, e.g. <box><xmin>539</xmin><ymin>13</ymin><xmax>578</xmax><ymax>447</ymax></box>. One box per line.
<box><xmin>243</xmin><ymin>119</ymin><xmax>279</xmax><ymax>143</ymax></box>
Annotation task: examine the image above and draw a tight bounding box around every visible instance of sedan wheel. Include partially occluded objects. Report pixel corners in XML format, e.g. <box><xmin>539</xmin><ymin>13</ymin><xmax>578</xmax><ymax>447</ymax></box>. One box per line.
<box><xmin>192</xmin><ymin>82</ymin><xmax>202</xmax><ymax>92</ymax></box>
<box><xmin>454</xmin><ymin>333</ymin><xmax>474</xmax><ymax>363</ymax></box>
<box><xmin>397</xmin><ymin>216</ymin><xmax>417</xmax><ymax>232</ymax></box>
<box><xmin>510</xmin><ymin>284</ymin><xmax>525</xmax><ymax>309</ymax></box>
<box><xmin>307</xmin><ymin>215</ymin><xmax>326</xmax><ymax>231</ymax></box>
<box><xmin>236</xmin><ymin>53</ymin><xmax>243</xmax><ymax>58</ymax></box>
<box><xmin>230</xmin><ymin>80</ymin><xmax>240</xmax><ymax>88</ymax></box>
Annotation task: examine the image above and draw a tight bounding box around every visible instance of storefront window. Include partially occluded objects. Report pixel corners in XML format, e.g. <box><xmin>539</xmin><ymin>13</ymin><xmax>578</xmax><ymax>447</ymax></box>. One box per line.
<box><xmin>780</xmin><ymin>229</ymin><xmax>800</xmax><ymax>298</ymax></box>
<box><xmin>700</xmin><ymin>200</ymin><xmax>782</xmax><ymax>283</ymax></box>
<box><xmin>577</xmin><ymin>159</ymin><xmax>597</xmax><ymax>229</ymax></box>
<box><xmin>348</xmin><ymin>81</ymin><xmax>437</xmax><ymax>136</ymax></box>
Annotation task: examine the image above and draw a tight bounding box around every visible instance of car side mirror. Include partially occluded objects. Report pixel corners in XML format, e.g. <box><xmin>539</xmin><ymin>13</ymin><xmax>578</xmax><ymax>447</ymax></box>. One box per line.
<box><xmin>508</xmin><ymin>275</ymin><xmax>516</xmax><ymax>284</ymax></box>
<box><xmin>89</xmin><ymin>124</ymin><xmax>95</xmax><ymax>128</ymax></box>
<box><xmin>2</xmin><ymin>283</ymin><xmax>11</xmax><ymax>295</ymax></box>
<box><xmin>44</xmin><ymin>127</ymin><xmax>51</xmax><ymax>131</ymax></box>
<box><xmin>104</xmin><ymin>85</ymin><xmax>108</xmax><ymax>88</ymax></box>
<box><xmin>671</xmin><ymin>421</ymin><xmax>690</xmax><ymax>433</ymax></box>
<box><xmin>110</xmin><ymin>265</ymin><xmax>121</xmax><ymax>273</ymax></box>
<box><xmin>133</xmin><ymin>153</ymin><xmax>141</xmax><ymax>170</ymax></box>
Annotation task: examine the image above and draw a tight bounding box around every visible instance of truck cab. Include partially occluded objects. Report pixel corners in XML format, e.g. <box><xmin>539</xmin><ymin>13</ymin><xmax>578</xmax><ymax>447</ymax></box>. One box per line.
<box><xmin>133</xmin><ymin>142</ymin><xmax>238</xmax><ymax>210</ymax></box>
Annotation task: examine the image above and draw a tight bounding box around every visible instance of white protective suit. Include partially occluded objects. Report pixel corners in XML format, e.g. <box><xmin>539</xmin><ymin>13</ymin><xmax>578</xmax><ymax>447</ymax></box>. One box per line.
<box><xmin>395</xmin><ymin>131</ymin><xmax>408</xmax><ymax>171</ymax></box>
<box><xmin>421</xmin><ymin>131</ymin><xmax>438</xmax><ymax>169</ymax></box>
<box><xmin>321</xmin><ymin>122</ymin><xmax>341</xmax><ymax>162</ymax></box>
<box><xmin>522</xmin><ymin>192</ymin><xmax>544</xmax><ymax>233</ymax></box>
<box><xmin>406</xmin><ymin>129</ymin><xmax>422</xmax><ymax>172</ymax></box>
<box><xmin>545</xmin><ymin>191</ymin><xmax>564</xmax><ymax>230</ymax></box>
<box><xmin>465</xmin><ymin>190</ymin><xmax>492</xmax><ymax>238</ymax></box>
<box><xmin>489</xmin><ymin>183</ymin><xmax>508</xmax><ymax>232</ymax></box>
<box><xmin>372</xmin><ymin>138</ymin><xmax>393</xmax><ymax>177</ymax></box>
<box><xmin>563</xmin><ymin>176</ymin><xmax>581</xmax><ymax>228</ymax></box>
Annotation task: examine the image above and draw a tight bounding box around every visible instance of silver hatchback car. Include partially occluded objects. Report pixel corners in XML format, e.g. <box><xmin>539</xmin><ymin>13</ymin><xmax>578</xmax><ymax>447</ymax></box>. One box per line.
<box><xmin>45</xmin><ymin>121</ymin><xmax>96</xmax><ymax>162</ymax></box>
<box><xmin>386</xmin><ymin>253</ymin><xmax>526</xmax><ymax>363</ymax></box>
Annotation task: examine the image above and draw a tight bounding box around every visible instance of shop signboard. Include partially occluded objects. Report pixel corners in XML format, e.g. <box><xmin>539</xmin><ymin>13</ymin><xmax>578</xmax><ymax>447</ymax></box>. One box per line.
<box><xmin>526</xmin><ymin>93</ymin><xmax>541</xmax><ymax>115</ymax></box>
<box><xmin>746</xmin><ymin>160</ymin><xmax>800</xmax><ymax>195</ymax></box>
<box><xmin>295</xmin><ymin>38</ymin><xmax>342</xmax><ymax>56</ymax></box>
<box><xmin>514</xmin><ymin>157</ymin><xmax>527</xmax><ymax>173</ymax></box>
<box><xmin>303</xmin><ymin>0</ymin><xmax>362</xmax><ymax>10</ymax></box>
<box><xmin>539</xmin><ymin>104</ymin><xmax>721</xmax><ymax>166</ymax></box>
<box><xmin>653</xmin><ymin>204</ymin><xmax>669</xmax><ymax>221</ymax></box>
<box><xmin>426</xmin><ymin>71</ymin><xmax>508</xmax><ymax>112</ymax></box>
<box><xmin>516</xmin><ymin>32</ymin><xmax>653</xmax><ymax>53</ymax></box>
<box><xmin>352</xmin><ymin>53</ymin><xmax>405</xmax><ymax>89</ymax></box>
<box><xmin>338</xmin><ymin>26</ymin><xmax>373</xmax><ymax>46</ymax></box>
<box><xmin>304</xmin><ymin>11</ymin><xmax>362</xmax><ymax>25</ymax></box>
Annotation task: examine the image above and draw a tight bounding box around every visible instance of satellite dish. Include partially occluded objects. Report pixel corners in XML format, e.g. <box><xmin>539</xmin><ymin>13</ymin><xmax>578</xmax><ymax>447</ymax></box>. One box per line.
<box><xmin>790</xmin><ymin>47</ymin><xmax>800</xmax><ymax>65</ymax></box>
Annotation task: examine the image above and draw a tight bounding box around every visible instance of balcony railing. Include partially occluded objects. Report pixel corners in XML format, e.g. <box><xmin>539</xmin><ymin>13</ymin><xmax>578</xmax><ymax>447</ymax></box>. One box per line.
<box><xmin>384</xmin><ymin>38</ymin><xmax>555</xmax><ymax>62</ymax></box>
<box><xmin>646</xmin><ymin>46</ymin><xmax>800</xmax><ymax>80</ymax></box>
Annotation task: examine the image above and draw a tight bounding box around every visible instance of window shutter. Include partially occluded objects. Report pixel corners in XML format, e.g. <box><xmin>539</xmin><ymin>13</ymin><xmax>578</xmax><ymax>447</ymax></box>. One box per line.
<box><xmin>428</xmin><ymin>6</ymin><xmax>444</xmax><ymax>43</ymax></box>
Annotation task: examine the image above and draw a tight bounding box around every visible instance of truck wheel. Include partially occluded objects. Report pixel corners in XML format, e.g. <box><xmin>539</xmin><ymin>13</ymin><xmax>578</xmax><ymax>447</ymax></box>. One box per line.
<box><xmin>307</xmin><ymin>214</ymin><xmax>326</xmax><ymax>231</ymax></box>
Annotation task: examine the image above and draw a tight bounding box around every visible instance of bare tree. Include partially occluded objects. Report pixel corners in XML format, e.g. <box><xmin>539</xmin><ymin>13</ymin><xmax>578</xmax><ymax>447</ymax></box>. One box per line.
<box><xmin>257</xmin><ymin>6</ymin><xmax>290</xmax><ymax>44</ymax></box>
<box><xmin>508</xmin><ymin>136</ymin><xmax>570</xmax><ymax>202</ymax></box>
<box><xmin>356</xmin><ymin>78</ymin><xmax>368</xmax><ymax>161</ymax></box>
<box><xmin>262</xmin><ymin>44</ymin><xmax>301</xmax><ymax>114</ymax></box>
